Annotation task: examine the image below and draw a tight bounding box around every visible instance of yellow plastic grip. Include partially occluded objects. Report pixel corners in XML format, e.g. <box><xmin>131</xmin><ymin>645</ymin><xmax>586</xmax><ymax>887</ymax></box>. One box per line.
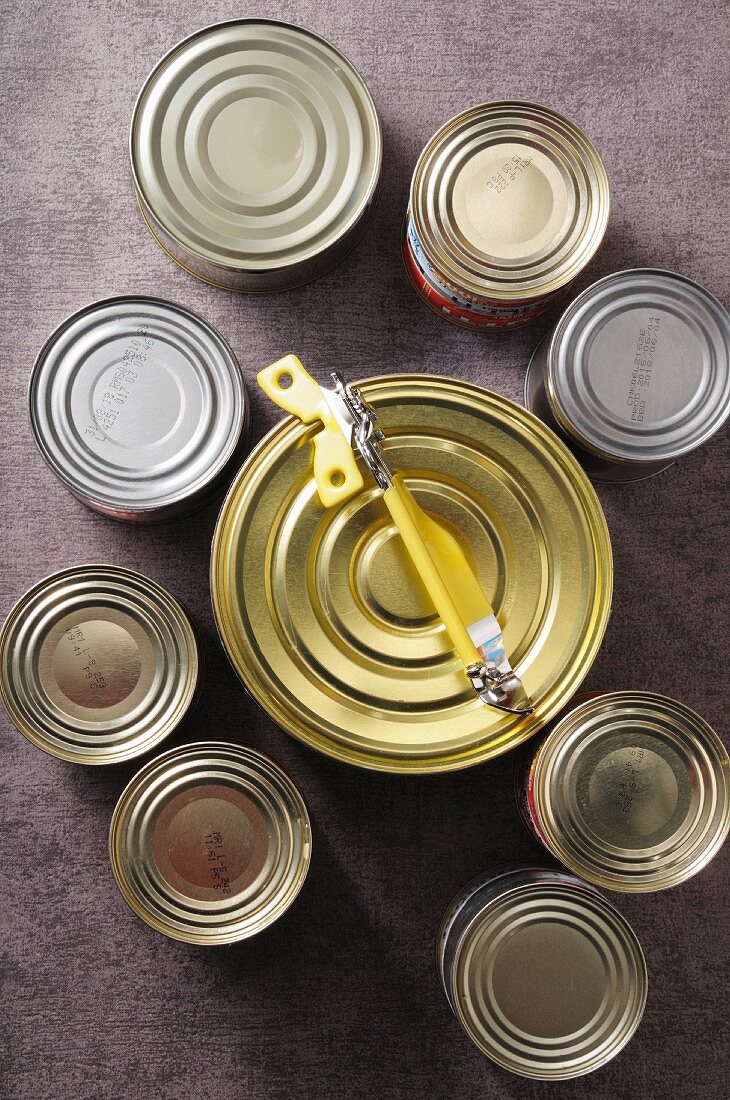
<box><xmin>383</xmin><ymin>476</ymin><xmax>485</xmax><ymax>667</ymax></box>
<box><xmin>257</xmin><ymin>355</ymin><xmax>364</xmax><ymax>508</ymax></box>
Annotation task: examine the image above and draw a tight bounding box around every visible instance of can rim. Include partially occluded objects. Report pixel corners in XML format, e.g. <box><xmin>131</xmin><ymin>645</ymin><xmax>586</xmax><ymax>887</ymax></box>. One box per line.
<box><xmin>108</xmin><ymin>740</ymin><xmax>312</xmax><ymax>944</ymax></box>
<box><xmin>410</xmin><ymin>100</ymin><xmax>610</xmax><ymax>301</ymax></box>
<box><xmin>130</xmin><ymin>18</ymin><xmax>383</xmax><ymax>275</ymax></box>
<box><xmin>210</xmin><ymin>373</ymin><xmax>613</xmax><ymax>773</ymax></box>
<box><xmin>530</xmin><ymin>690</ymin><xmax>730</xmax><ymax>891</ymax></box>
<box><xmin>28</xmin><ymin>294</ymin><xmax>249</xmax><ymax>516</ymax></box>
<box><xmin>0</xmin><ymin>564</ymin><xmax>201</xmax><ymax>764</ymax></box>
<box><xmin>545</xmin><ymin>268</ymin><xmax>730</xmax><ymax>462</ymax></box>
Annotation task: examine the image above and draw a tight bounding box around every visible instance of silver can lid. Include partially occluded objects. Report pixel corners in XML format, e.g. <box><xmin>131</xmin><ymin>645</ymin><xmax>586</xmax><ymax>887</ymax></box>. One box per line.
<box><xmin>131</xmin><ymin>20</ymin><xmax>382</xmax><ymax>277</ymax></box>
<box><xmin>29</xmin><ymin>296</ymin><xmax>248</xmax><ymax>520</ymax></box>
<box><xmin>445</xmin><ymin>867</ymin><xmax>646</xmax><ymax>1079</ymax></box>
<box><xmin>531</xmin><ymin>692</ymin><xmax>730</xmax><ymax>891</ymax></box>
<box><xmin>0</xmin><ymin>565</ymin><xmax>201</xmax><ymax>764</ymax></box>
<box><xmin>109</xmin><ymin>742</ymin><xmax>312</xmax><ymax>943</ymax></box>
<box><xmin>547</xmin><ymin>269</ymin><xmax>730</xmax><ymax>462</ymax></box>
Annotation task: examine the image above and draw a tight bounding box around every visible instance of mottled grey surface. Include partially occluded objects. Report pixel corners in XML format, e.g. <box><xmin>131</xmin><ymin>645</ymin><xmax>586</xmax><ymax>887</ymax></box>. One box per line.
<box><xmin>1</xmin><ymin>1</ymin><xmax>728</xmax><ymax>1098</ymax></box>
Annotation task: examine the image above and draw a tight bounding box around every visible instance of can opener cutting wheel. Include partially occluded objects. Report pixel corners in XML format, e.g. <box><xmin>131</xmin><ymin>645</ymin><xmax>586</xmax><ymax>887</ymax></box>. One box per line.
<box><xmin>257</xmin><ymin>356</ymin><xmax>534</xmax><ymax>716</ymax></box>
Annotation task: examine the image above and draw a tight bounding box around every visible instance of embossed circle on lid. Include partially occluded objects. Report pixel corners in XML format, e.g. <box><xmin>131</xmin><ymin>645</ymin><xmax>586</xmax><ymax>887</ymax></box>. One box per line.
<box><xmin>0</xmin><ymin>565</ymin><xmax>200</xmax><ymax>764</ymax></box>
<box><xmin>109</xmin><ymin>742</ymin><xmax>312</xmax><ymax>943</ymax></box>
<box><xmin>532</xmin><ymin>691</ymin><xmax>730</xmax><ymax>890</ymax></box>
<box><xmin>131</xmin><ymin>20</ymin><xmax>381</xmax><ymax>275</ymax></box>
<box><xmin>410</xmin><ymin>101</ymin><xmax>609</xmax><ymax>300</ymax></box>
<box><xmin>29</xmin><ymin>296</ymin><xmax>247</xmax><ymax>520</ymax></box>
<box><xmin>547</xmin><ymin>269</ymin><xmax>730</xmax><ymax>462</ymax></box>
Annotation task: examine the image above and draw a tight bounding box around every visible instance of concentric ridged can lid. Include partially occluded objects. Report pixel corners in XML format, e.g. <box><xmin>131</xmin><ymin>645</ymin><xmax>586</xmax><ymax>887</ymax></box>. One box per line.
<box><xmin>109</xmin><ymin>742</ymin><xmax>312</xmax><ymax>944</ymax></box>
<box><xmin>131</xmin><ymin>20</ymin><xmax>382</xmax><ymax>291</ymax></box>
<box><xmin>29</xmin><ymin>296</ymin><xmax>249</xmax><ymax>522</ymax></box>
<box><xmin>211</xmin><ymin>374</ymin><xmax>612</xmax><ymax>773</ymax></box>
<box><xmin>0</xmin><ymin>566</ymin><xmax>201</xmax><ymax>765</ymax></box>
<box><xmin>524</xmin><ymin>692</ymin><xmax>730</xmax><ymax>891</ymax></box>
<box><xmin>410</xmin><ymin>101</ymin><xmax>609</xmax><ymax>301</ymax></box>
<box><xmin>545</xmin><ymin>269</ymin><xmax>730</xmax><ymax>463</ymax></box>
<box><xmin>438</xmin><ymin>865</ymin><xmax>647</xmax><ymax>1080</ymax></box>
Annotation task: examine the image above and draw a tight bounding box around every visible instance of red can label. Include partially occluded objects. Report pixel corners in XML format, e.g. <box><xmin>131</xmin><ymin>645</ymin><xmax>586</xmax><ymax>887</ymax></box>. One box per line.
<box><xmin>404</xmin><ymin>218</ymin><xmax>566</xmax><ymax>330</ymax></box>
<box><xmin>514</xmin><ymin>741</ymin><xmax>552</xmax><ymax>849</ymax></box>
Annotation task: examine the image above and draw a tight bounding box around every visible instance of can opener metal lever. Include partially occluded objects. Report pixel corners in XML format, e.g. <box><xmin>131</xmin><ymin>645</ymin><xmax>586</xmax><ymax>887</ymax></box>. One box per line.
<box><xmin>257</xmin><ymin>356</ymin><xmax>534</xmax><ymax>716</ymax></box>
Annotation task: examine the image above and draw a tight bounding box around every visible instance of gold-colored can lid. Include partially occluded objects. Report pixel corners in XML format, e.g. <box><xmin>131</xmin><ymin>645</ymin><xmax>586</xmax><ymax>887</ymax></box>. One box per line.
<box><xmin>109</xmin><ymin>741</ymin><xmax>312</xmax><ymax>944</ymax></box>
<box><xmin>131</xmin><ymin>20</ymin><xmax>381</xmax><ymax>285</ymax></box>
<box><xmin>211</xmin><ymin>375</ymin><xmax>612</xmax><ymax>772</ymax></box>
<box><xmin>410</xmin><ymin>101</ymin><xmax>609</xmax><ymax>301</ymax></box>
<box><xmin>0</xmin><ymin>566</ymin><xmax>201</xmax><ymax>765</ymax></box>
<box><xmin>440</xmin><ymin>866</ymin><xmax>647</xmax><ymax>1079</ymax></box>
<box><xmin>530</xmin><ymin>692</ymin><xmax>730</xmax><ymax>890</ymax></box>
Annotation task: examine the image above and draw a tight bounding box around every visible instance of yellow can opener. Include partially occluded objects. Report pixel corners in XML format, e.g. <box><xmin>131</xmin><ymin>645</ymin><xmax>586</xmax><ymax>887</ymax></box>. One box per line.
<box><xmin>258</xmin><ymin>356</ymin><xmax>533</xmax><ymax>715</ymax></box>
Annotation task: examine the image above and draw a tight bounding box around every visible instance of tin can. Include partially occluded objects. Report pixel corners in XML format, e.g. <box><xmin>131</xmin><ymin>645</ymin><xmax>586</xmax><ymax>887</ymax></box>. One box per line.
<box><xmin>29</xmin><ymin>295</ymin><xmax>249</xmax><ymax>522</ymax></box>
<box><xmin>211</xmin><ymin>374</ymin><xmax>612</xmax><ymax>773</ymax></box>
<box><xmin>0</xmin><ymin>565</ymin><xmax>202</xmax><ymax>765</ymax></box>
<box><xmin>524</xmin><ymin>269</ymin><xmax>730</xmax><ymax>481</ymax></box>
<box><xmin>515</xmin><ymin>691</ymin><xmax>730</xmax><ymax>891</ymax></box>
<box><xmin>109</xmin><ymin>741</ymin><xmax>312</xmax><ymax>944</ymax></box>
<box><xmin>404</xmin><ymin>101</ymin><xmax>609</xmax><ymax>330</ymax></box>
<box><xmin>131</xmin><ymin>20</ymin><xmax>382</xmax><ymax>292</ymax></box>
<box><xmin>438</xmin><ymin>865</ymin><xmax>647</xmax><ymax>1079</ymax></box>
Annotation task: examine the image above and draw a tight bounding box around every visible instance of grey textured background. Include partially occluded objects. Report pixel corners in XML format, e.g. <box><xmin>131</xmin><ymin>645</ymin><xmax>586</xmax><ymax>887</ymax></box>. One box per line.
<box><xmin>1</xmin><ymin>1</ymin><xmax>728</xmax><ymax>1098</ymax></box>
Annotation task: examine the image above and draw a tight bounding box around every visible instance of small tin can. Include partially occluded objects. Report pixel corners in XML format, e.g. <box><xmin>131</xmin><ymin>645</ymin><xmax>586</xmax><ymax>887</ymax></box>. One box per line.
<box><xmin>0</xmin><ymin>565</ymin><xmax>201</xmax><ymax>765</ymax></box>
<box><xmin>29</xmin><ymin>295</ymin><xmax>249</xmax><ymax>522</ymax></box>
<box><xmin>211</xmin><ymin>374</ymin><xmax>612</xmax><ymax>773</ymax></box>
<box><xmin>438</xmin><ymin>865</ymin><xmax>647</xmax><ymax>1079</ymax></box>
<box><xmin>524</xmin><ymin>269</ymin><xmax>730</xmax><ymax>481</ymax></box>
<box><xmin>404</xmin><ymin>101</ymin><xmax>609</xmax><ymax>330</ymax></box>
<box><xmin>515</xmin><ymin>691</ymin><xmax>730</xmax><ymax>891</ymax></box>
<box><xmin>109</xmin><ymin>742</ymin><xmax>312</xmax><ymax>944</ymax></box>
<box><xmin>131</xmin><ymin>20</ymin><xmax>382</xmax><ymax>292</ymax></box>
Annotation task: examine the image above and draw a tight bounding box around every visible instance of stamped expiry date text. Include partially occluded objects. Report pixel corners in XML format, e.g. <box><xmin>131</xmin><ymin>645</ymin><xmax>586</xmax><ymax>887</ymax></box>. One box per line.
<box><xmin>84</xmin><ymin>325</ymin><xmax>154</xmax><ymax>442</ymax></box>
<box><xmin>626</xmin><ymin>316</ymin><xmax>661</xmax><ymax>422</ymax></box>
<box><xmin>205</xmin><ymin>831</ymin><xmax>232</xmax><ymax>895</ymax></box>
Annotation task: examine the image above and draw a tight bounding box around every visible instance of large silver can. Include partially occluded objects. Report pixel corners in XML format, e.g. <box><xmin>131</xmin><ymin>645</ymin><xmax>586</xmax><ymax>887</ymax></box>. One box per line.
<box><xmin>131</xmin><ymin>20</ymin><xmax>382</xmax><ymax>292</ymax></box>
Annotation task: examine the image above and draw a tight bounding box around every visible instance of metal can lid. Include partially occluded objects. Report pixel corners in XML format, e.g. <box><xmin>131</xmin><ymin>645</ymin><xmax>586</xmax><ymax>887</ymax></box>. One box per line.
<box><xmin>547</xmin><ymin>269</ymin><xmax>730</xmax><ymax>462</ymax></box>
<box><xmin>531</xmin><ymin>691</ymin><xmax>730</xmax><ymax>890</ymax></box>
<box><xmin>211</xmin><ymin>374</ymin><xmax>612</xmax><ymax>773</ymax></box>
<box><xmin>410</xmin><ymin>101</ymin><xmax>609</xmax><ymax>301</ymax></box>
<box><xmin>131</xmin><ymin>19</ymin><xmax>382</xmax><ymax>275</ymax></box>
<box><xmin>444</xmin><ymin>866</ymin><xmax>646</xmax><ymax>1079</ymax></box>
<box><xmin>29</xmin><ymin>296</ymin><xmax>248</xmax><ymax>519</ymax></box>
<box><xmin>109</xmin><ymin>742</ymin><xmax>312</xmax><ymax>944</ymax></box>
<box><xmin>0</xmin><ymin>565</ymin><xmax>201</xmax><ymax>764</ymax></box>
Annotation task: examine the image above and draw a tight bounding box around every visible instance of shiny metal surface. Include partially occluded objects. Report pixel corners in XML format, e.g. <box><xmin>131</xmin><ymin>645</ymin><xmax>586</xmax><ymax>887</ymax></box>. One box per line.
<box><xmin>0</xmin><ymin>566</ymin><xmax>201</xmax><ymax>764</ymax></box>
<box><xmin>29</xmin><ymin>296</ymin><xmax>249</xmax><ymax>521</ymax></box>
<box><xmin>109</xmin><ymin>742</ymin><xmax>311</xmax><ymax>944</ymax></box>
<box><xmin>438</xmin><ymin>865</ymin><xmax>647</xmax><ymax>1080</ymax></box>
<box><xmin>535</xmin><ymin>269</ymin><xmax>730</xmax><ymax>467</ymax></box>
<box><xmin>525</xmin><ymin>333</ymin><xmax>673</xmax><ymax>481</ymax></box>
<box><xmin>519</xmin><ymin>691</ymin><xmax>730</xmax><ymax>891</ymax></box>
<box><xmin>409</xmin><ymin>102</ymin><xmax>609</xmax><ymax>309</ymax></box>
<box><xmin>211</xmin><ymin>375</ymin><xmax>612</xmax><ymax>773</ymax></box>
<box><xmin>131</xmin><ymin>20</ymin><xmax>382</xmax><ymax>292</ymax></box>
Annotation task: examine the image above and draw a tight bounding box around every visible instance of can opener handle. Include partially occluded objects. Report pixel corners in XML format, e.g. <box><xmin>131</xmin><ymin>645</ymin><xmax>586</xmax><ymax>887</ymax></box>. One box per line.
<box><xmin>257</xmin><ymin>356</ymin><xmax>533</xmax><ymax>715</ymax></box>
<box><xmin>258</xmin><ymin>355</ymin><xmax>364</xmax><ymax>507</ymax></box>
